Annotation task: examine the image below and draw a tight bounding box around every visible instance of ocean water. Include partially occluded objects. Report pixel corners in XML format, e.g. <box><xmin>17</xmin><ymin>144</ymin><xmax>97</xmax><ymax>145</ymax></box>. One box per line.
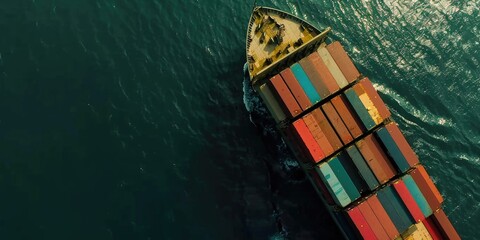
<box><xmin>0</xmin><ymin>0</ymin><xmax>478</xmax><ymax>239</ymax></box>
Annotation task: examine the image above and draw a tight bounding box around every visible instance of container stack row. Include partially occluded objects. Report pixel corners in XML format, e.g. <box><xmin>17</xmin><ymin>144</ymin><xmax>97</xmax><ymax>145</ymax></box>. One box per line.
<box><xmin>254</xmin><ymin>41</ymin><xmax>460</xmax><ymax>239</ymax></box>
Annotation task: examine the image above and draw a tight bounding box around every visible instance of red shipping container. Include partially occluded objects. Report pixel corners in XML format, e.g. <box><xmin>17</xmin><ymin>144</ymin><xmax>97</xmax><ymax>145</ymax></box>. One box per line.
<box><xmin>357</xmin><ymin>201</ymin><xmax>390</xmax><ymax>240</ymax></box>
<box><xmin>385</xmin><ymin>122</ymin><xmax>420</xmax><ymax>167</ymax></box>
<box><xmin>364</xmin><ymin>135</ymin><xmax>397</xmax><ymax>181</ymax></box>
<box><xmin>423</xmin><ymin>218</ymin><xmax>443</xmax><ymax>240</ymax></box>
<box><xmin>292</xmin><ymin>119</ymin><xmax>325</xmax><ymax>163</ymax></box>
<box><xmin>331</xmin><ymin>95</ymin><xmax>364</xmax><ymax>138</ymax></box>
<box><xmin>392</xmin><ymin>179</ymin><xmax>425</xmax><ymax>223</ymax></box>
<box><xmin>269</xmin><ymin>75</ymin><xmax>302</xmax><ymax>118</ymax></box>
<box><xmin>299</xmin><ymin>55</ymin><xmax>331</xmax><ymax>98</ymax></box>
<box><xmin>356</xmin><ymin>139</ymin><xmax>389</xmax><ymax>184</ymax></box>
<box><xmin>411</xmin><ymin>165</ymin><xmax>444</xmax><ymax>212</ymax></box>
<box><xmin>432</xmin><ymin>209</ymin><xmax>461</xmax><ymax>240</ymax></box>
<box><xmin>312</xmin><ymin>108</ymin><xmax>343</xmax><ymax>151</ymax></box>
<box><xmin>322</xmin><ymin>102</ymin><xmax>353</xmax><ymax>144</ymax></box>
<box><xmin>306</xmin><ymin>52</ymin><xmax>340</xmax><ymax>95</ymax></box>
<box><xmin>303</xmin><ymin>114</ymin><xmax>334</xmax><ymax>157</ymax></box>
<box><xmin>347</xmin><ymin>207</ymin><xmax>378</xmax><ymax>239</ymax></box>
<box><xmin>359</xmin><ymin>78</ymin><xmax>391</xmax><ymax>120</ymax></box>
<box><xmin>280</xmin><ymin>68</ymin><xmax>312</xmax><ymax>110</ymax></box>
<box><xmin>366</xmin><ymin>195</ymin><xmax>400</xmax><ymax>239</ymax></box>
<box><xmin>326</xmin><ymin>41</ymin><xmax>361</xmax><ymax>83</ymax></box>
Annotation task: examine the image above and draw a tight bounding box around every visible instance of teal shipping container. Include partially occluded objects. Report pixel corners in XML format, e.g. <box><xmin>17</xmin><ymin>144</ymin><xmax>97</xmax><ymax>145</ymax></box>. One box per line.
<box><xmin>344</xmin><ymin>88</ymin><xmax>376</xmax><ymax>130</ymax></box>
<box><xmin>337</xmin><ymin>152</ymin><xmax>368</xmax><ymax>195</ymax></box>
<box><xmin>402</xmin><ymin>174</ymin><xmax>433</xmax><ymax>217</ymax></box>
<box><xmin>329</xmin><ymin>156</ymin><xmax>361</xmax><ymax>202</ymax></box>
<box><xmin>383</xmin><ymin>186</ymin><xmax>415</xmax><ymax>229</ymax></box>
<box><xmin>376</xmin><ymin>127</ymin><xmax>411</xmax><ymax>172</ymax></box>
<box><xmin>377</xmin><ymin>187</ymin><xmax>410</xmax><ymax>233</ymax></box>
<box><xmin>317</xmin><ymin>162</ymin><xmax>351</xmax><ymax>207</ymax></box>
<box><xmin>290</xmin><ymin>63</ymin><xmax>321</xmax><ymax>104</ymax></box>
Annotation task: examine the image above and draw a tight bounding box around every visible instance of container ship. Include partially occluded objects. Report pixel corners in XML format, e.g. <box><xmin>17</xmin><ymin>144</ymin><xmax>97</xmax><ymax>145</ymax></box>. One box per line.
<box><xmin>245</xmin><ymin>6</ymin><xmax>460</xmax><ymax>240</ymax></box>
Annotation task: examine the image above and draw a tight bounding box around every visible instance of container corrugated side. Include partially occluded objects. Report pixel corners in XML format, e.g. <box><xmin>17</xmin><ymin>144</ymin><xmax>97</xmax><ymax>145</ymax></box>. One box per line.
<box><xmin>326</xmin><ymin>41</ymin><xmax>361</xmax><ymax>83</ymax></box>
<box><xmin>431</xmin><ymin>209</ymin><xmax>461</xmax><ymax>240</ymax></box>
<box><xmin>377</xmin><ymin>186</ymin><xmax>411</xmax><ymax>234</ymax></box>
<box><xmin>344</xmin><ymin>88</ymin><xmax>377</xmax><ymax>130</ymax></box>
<box><xmin>280</xmin><ymin>68</ymin><xmax>312</xmax><ymax>110</ymax></box>
<box><xmin>357</xmin><ymin>200</ymin><xmax>390</xmax><ymax>239</ymax></box>
<box><xmin>385</xmin><ymin>186</ymin><xmax>415</xmax><ymax>231</ymax></box>
<box><xmin>299</xmin><ymin>53</ymin><xmax>331</xmax><ymax>99</ymax></box>
<box><xmin>385</xmin><ymin>122</ymin><xmax>420</xmax><ymax>167</ymax></box>
<box><xmin>268</xmin><ymin>74</ymin><xmax>302</xmax><ymax>118</ymax></box>
<box><xmin>346</xmin><ymin>206</ymin><xmax>378</xmax><ymax>239</ymax></box>
<box><xmin>352</xmin><ymin>83</ymin><xmax>385</xmax><ymax>125</ymax></box>
<box><xmin>411</xmin><ymin>165</ymin><xmax>443</xmax><ymax>212</ymax></box>
<box><xmin>317</xmin><ymin>46</ymin><xmax>349</xmax><ymax>88</ymax></box>
<box><xmin>366</xmin><ymin>195</ymin><xmax>400</xmax><ymax>239</ymax></box>
<box><xmin>312</xmin><ymin>108</ymin><xmax>343</xmax><ymax>151</ymax></box>
<box><xmin>364</xmin><ymin>134</ymin><xmax>397</xmax><ymax>182</ymax></box>
<box><xmin>346</xmin><ymin>145</ymin><xmax>379</xmax><ymax>191</ymax></box>
<box><xmin>356</xmin><ymin>138</ymin><xmax>389</xmax><ymax>184</ymax></box>
<box><xmin>402</xmin><ymin>174</ymin><xmax>433</xmax><ymax>218</ymax></box>
<box><xmin>376</xmin><ymin>126</ymin><xmax>412</xmax><ymax>173</ymax></box>
<box><xmin>392</xmin><ymin>179</ymin><xmax>425</xmax><ymax>223</ymax></box>
<box><xmin>329</xmin><ymin>156</ymin><xmax>361</xmax><ymax>202</ymax></box>
<box><xmin>291</xmin><ymin>63</ymin><xmax>322</xmax><ymax>104</ymax></box>
<box><xmin>306</xmin><ymin>51</ymin><xmax>340</xmax><ymax>95</ymax></box>
<box><xmin>338</xmin><ymin>151</ymin><xmax>368</xmax><ymax>195</ymax></box>
<box><xmin>291</xmin><ymin>119</ymin><xmax>325</xmax><ymax>163</ymax></box>
<box><xmin>322</xmin><ymin>102</ymin><xmax>354</xmax><ymax>145</ymax></box>
<box><xmin>358</xmin><ymin>78</ymin><xmax>391</xmax><ymax>120</ymax></box>
<box><xmin>307</xmin><ymin>169</ymin><xmax>334</xmax><ymax>205</ymax></box>
<box><xmin>316</xmin><ymin>162</ymin><xmax>351</xmax><ymax>207</ymax></box>
<box><xmin>303</xmin><ymin>113</ymin><xmax>334</xmax><ymax>157</ymax></box>
<box><xmin>331</xmin><ymin>95</ymin><xmax>364</xmax><ymax>138</ymax></box>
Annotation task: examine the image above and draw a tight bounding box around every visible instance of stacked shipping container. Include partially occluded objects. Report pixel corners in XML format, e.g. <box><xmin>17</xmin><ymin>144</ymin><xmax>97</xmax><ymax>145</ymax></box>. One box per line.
<box><xmin>254</xmin><ymin>41</ymin><xmax>460</xmax><ymax>239</ymax></box>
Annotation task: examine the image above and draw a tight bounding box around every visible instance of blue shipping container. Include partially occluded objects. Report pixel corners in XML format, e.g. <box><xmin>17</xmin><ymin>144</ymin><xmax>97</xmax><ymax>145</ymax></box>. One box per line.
<box><xmin>376</xmin><ymin>127</ymin><xmax>411</xmax><ymax>172</ymax></box>
<box><xmin>291</xmin><ymin>63</ymin><xmax>322</xmax><ymax>104</ymax></box>
<box><xmin>402</xmin><ymin>174</ymin><xmax>433</xmax><ymax>217</ymax></box>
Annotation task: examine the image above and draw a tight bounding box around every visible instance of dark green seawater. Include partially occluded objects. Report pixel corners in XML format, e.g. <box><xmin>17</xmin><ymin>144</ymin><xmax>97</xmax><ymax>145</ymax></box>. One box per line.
<box><xmin>0</xmin><ymin>0</ymin><xmax>478</xmax><ymax>239</ymax></box>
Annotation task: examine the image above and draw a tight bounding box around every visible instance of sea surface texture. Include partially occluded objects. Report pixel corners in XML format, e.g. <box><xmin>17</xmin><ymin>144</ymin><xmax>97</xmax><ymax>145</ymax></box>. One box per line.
<box><xmin>0</xmin><ymin>0</ymin><xmax>478</xmax><ymax>239</ymax></box>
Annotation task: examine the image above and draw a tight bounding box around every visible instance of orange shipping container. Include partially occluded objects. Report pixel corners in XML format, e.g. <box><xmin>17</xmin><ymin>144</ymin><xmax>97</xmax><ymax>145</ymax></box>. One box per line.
<box><xmin>364</xmin><ymin>135</ymin><xmax>397</xmax><ymax>181</ymax></box>
<box><xmin>299</xmin><ymin>54</ymin><xmax>331</xmax><ymax>98</ymax></box>
<box><xmin>269</xmin><ymin>75</ymin><xmax>302</xmax><ymax>118</ymax></box>
<box><xmin>306</xmin><ymin>52</ymin><xmax>340</xmax><ymax>95</ymax></box>
<box><xmin>303</xmin><ymin>113</ymin><xmax>335</xmax><ymax>157</ymax></box>
<box><xmin>322</xmin><ymin>102</ymin><xmax>353</xmax><ymax>144</ymax></box>
<box><xmin>366</xmin><ymin>195</ymin><xmax>400</xmax><ymax>239</ymax></box>
<box><xmin>280</xmin><ymin>68</ymin><xmax>312</xmax><ymax>110</ymax></box>
<box><xmin>311</xmin><ymin>108</ymin><xmax>343</xmax><ymax>152</ymax></box>
<box><xmin>331</xmin><ymin>95</ymin><xmax>364</xmax><ymax>138</ymax></box>
<box><xmin>411</xmin><ymin>165</ymin><xmax>444</xmax><ymax>212</ymax></box>
<box><xmin>356</xmin><ymin>139</ymin><xmax>389</xmax><ymax>183</ymax></box>
<box><xmin>432</xmin><ymin>209</ymin><xmax>461</xmax><ymax>240</ymax></box>
<box><xmin>357</xmin><ymin>200</ymin><xmax>390</xmax><ymax>240</ymax></box>
<box><xmin>326</xmin><ymin>41</ymin><xmax>361</xmax><ymax>83</ymax></box>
